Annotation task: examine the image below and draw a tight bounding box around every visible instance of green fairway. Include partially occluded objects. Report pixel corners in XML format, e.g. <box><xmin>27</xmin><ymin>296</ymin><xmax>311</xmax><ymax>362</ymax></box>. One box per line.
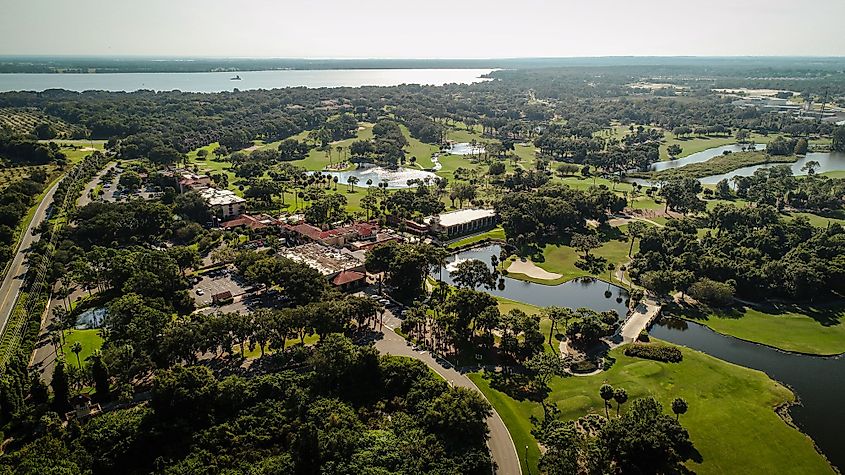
<box><xmin>469</xmin><ymin>342</ymin><xmax>834</xmax><ymax>475</ymax></box>
<box><xmin>447</xmin><ymin>226</ymin><xmax>505</xmax><ymax>248</ymax></box>
<box><xmin>62</xmin><ymin>328</ymin><xmax>104</xmax><ymax>367</ymax></box>
<box><xmin>670</xmin><ymin>302</ymin><xmax>845</xmax><ymax>355</ymax></box>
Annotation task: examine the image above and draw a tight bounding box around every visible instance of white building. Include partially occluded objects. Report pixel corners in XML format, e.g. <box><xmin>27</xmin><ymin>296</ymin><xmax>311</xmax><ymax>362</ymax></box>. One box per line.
<box><xmin>200</xmin><ymin>188</ymin><xmax>246</xmax><ymax>219</ymax></box>
<box><xmin>423</xmin><ymin>208</ymin><xmax>497</xmax><ymax>238</ymax></box>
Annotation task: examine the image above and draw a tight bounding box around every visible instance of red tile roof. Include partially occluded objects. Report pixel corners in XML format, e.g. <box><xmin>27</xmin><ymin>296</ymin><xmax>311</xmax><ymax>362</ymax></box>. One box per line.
<box><xmin>331</xmin><ymin>270</ymin><xmax>366</xmax><ymax>286</ymax></box>
<box><xmin>289</xmin><ymin>222</ymin><xmax>377</xmax><ymax>241</ymax></box>
<box><xmin>222</xmin><ymin>214</ymin><xmax>273</xmax><ymax>230</ymax></box>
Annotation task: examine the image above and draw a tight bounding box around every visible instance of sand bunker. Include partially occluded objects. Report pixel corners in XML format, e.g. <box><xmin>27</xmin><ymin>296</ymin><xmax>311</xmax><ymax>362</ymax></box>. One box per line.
<box><xmin>507</xmin><ymin>259</ymin><xmax>562</xmax><ymax>280</ymax></box>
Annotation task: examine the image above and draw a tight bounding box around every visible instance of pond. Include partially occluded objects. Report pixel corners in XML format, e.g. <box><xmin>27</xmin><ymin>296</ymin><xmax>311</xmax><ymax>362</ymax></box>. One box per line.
<box><xmin>320</xmin><ymin>164</ymin><xmax>438</xmax><ymax>189</ymax></box>
<box><xmin>436</xmin><ymin>245</ymin><xmax>630</xmax><ymax>320</ymax></box>
<box><xmin>651</xmin><ymin>318</ymin><xmax>845</xmax><ymax>471</ymax></box>
<box><xmin>74</xmin><ymin>307</ymin><xmax>106</xmax><ymax>330</ymax></box>
<box><xmin>448</xmin><ymin>142</ymin><xmax>486</xmax><ymax>156</ymax></box>
<box><xmin>649</xmin><ymin>143</ymin><xmax>766</xmax><ymax>172</ymax></box>
<box><xmin>699</xmin><ymin>151</ymin><xmax>845</xmax><ymax>184</ymax></box>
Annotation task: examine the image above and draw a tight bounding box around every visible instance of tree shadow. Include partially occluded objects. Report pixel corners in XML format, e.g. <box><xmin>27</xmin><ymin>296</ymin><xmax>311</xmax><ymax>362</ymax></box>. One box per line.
<box><xmin>483</xmin><ymin>368</ymin><xmax>549</xmax><ymax>402</ymax></box>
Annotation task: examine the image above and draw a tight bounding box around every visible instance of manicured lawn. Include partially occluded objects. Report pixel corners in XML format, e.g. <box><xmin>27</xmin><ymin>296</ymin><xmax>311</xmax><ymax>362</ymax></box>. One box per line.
<box><xmin>469</xmin><ymin>342</ymin><xmax>834</xmax><ymax>475</ymax></box>
<box><xmin>62</xmin><ymin>328</ymin><xmax>104</xmax><ymax>367</ymax></box>
<box><xmin>503</xmin><ymin>229</ymin><xmax>635</xmax><ymax>286</ymax></box>
<box><xmin>671</xmin><ymin>302</ymin><xmax>845</xmax><ymax>355</ymax></box>
<box><xmin>447</xmin><ymin>226</ymin><xmax>505</xmax><ymax>248</ymax></box>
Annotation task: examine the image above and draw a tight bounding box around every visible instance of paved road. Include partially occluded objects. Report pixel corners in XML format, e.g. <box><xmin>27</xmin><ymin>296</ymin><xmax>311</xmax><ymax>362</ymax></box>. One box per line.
<box><xmin>375</xmin><ymin>310</ymin><xmax>522</xmax><ymax>475</ymax></box>
<box><xmin>0</xmin><ymin>179</ymin><xmax>63</xmax><ymax>343</ymax></box>
<box><xmin>620</xmin><ymin>298</ymin><xmax>661</xmax><ymax>343</ymax></box>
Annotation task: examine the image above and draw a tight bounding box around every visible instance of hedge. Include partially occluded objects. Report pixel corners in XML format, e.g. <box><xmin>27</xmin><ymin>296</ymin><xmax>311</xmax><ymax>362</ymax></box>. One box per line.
<box><xmin>624</xmin><ymin>343</ymin><xmax>683</xmax><ymax>363</ymax></box>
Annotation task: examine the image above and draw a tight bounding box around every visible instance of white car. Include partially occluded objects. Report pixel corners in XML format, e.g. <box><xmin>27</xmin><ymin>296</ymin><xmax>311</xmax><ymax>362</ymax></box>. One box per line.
<box><xmin>195</xmin><ymin>289</ymin><xmax>205</xmax><ymax>296</ymax></box>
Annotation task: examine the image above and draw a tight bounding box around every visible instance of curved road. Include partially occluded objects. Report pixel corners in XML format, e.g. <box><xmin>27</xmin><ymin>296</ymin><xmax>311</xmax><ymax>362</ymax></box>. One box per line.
<box><xmin>375</xmin><ymin>311</ymin><xmax>522</xmax><ymax>474</ymax></box>
<box><xmin>0</xmin><ymin>179</ymin><xmax>63</xmax><ymax>341</ymax></box>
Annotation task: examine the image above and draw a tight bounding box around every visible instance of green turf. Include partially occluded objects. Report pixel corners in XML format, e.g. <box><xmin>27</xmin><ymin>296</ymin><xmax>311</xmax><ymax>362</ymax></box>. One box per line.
<box><xmin>62</xmin><ymin>328</ymin><xmax>104</xmax><ymax>367</ymax></box>
<box><xmin>469</xmin><ymin>342</ymin><xmax>834</xmax><ymax>475</ymax></box>
<box><xmin>672</xmin><ymin>302</ymin><xmax>845</xmax><ymax>355</ymax></box>
<box><xmin>447</xmin><ymin>226</ymin><xmax>506</xmax><ymax>248</ymax></box>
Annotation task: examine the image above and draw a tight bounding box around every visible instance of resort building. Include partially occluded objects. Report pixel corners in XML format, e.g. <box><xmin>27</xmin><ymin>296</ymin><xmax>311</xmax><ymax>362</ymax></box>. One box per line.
<box><xmin>278</xmin><ymin>242</ymin><xmax>367</xmax><ymax>291</ymax></box>
<box><xmin>285</xmin><ymin>222</ymin><xmax>378</xmax><ymax>247</ymax></box>
<box><xmin>409</xmin><ymin>208</ymin><xmax>497</xmax><ymax>238</ymax></box>
<box><xmin>221</xmin><ymin>213</ymin><xmax>281</xmax><ymax>231</ymax></box>
<box><xmin>200</xmin><ymin>188</ymin><xmax>246</xmax><ymax>219</ymax></box>
<box><xmin>178</xmin><ymin>172</ymin><xmax>214</xmax><ymax>192</ymax></box>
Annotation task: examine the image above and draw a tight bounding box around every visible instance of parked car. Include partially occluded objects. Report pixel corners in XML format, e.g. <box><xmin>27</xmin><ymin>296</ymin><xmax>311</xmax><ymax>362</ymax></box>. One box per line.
<box><xmin>195</xmin><ymin>289</ymin><xmax>205</xmax><ymax>296</ymax></box>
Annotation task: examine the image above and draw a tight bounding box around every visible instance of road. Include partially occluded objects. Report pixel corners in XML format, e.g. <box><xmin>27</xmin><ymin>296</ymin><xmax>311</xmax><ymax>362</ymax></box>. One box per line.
<box><xmin>0</xmin><ymin>179</ymin><xmax>63</xmax><ymax>343</ymax></box>
<box><xmin>375</xmin><ymin>309</ymin><xmax>523</xmax><ymax>475</ymax></box>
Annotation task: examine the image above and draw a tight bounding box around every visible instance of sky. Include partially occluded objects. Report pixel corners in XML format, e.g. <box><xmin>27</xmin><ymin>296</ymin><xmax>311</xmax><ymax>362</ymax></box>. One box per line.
<box><xmin>2</xmin><ymin>0</ymin><xmax>844</xmax><ymax>58</ymax></box>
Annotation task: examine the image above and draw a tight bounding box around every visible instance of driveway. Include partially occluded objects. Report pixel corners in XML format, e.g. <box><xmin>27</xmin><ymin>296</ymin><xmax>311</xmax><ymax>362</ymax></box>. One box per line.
<box><xmin>375</xmin><ymin>308</ymin><xmax>522</xmax><ymax>474</ymax></box>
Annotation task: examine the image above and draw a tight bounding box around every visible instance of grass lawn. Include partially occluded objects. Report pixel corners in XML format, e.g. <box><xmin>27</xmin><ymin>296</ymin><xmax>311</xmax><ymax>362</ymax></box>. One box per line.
<box><xmin>62</xmin><ymin>328</ymin><xmax>104</xmax><ymax>367</ymax></box>
<box><xmin>670</xmin><ymin>301</ymin><xmax>845</xmax><ymax>355</ymax></box>
<box><xmin>447</xmin><ymin>226</ymin><xmax>505</xmax><ymax>248</ymax></box>
<box><xmin>469</xmin><ymin>342</ymin><xmax>834</xmax><ymax>475</ymax></box>
<box><xmin>503</xmin><ymin>228</ymin><xmax>635</xmax><ymax>286</ymax></box>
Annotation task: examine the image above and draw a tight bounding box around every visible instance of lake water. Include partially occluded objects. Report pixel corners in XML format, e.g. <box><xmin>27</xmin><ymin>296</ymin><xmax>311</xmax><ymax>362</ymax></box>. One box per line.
<box><xmin>449</xmin><ymin>142</ymin><xmax>486</xmax><ymax>156</ymax></box>
<box><xmin>320</xmin><ymin>164</ymin><xmax>438</xmax><ymax>189</ymax></box>
<box><xmin>699</xmin><ymin>151</ymin><xmax>845</xmax><ymax>184</ymax></box>
<box><xmin>0</xmin><ymin>69</ymin><xmax>494</xmax><ymax>93</ymax></box>
<box><xmin>649</xmin><ymin>143</ymin><xmax>766</xmax><ymax>172</ymax></box>
<box><xmin>652</xmin><ymin>319</ymin><xmax>844</xmax><ymax>471</ymax></box>
<box><xmin>438</xmin><ymin>245</ymin><xmax>630</xmax><ymax>320</ymax></box>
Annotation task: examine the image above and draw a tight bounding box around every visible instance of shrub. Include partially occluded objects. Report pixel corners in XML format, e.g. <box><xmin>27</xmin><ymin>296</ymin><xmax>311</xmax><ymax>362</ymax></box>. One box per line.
<box><xmin>570</xmin><ymin>359</ymin><xmax>599</xmax><ymax>374</ymax></box>
<box><xmin>624</xmin><ymin>343</ymin><xmax>682</xmax><ymax>363</ymax></box>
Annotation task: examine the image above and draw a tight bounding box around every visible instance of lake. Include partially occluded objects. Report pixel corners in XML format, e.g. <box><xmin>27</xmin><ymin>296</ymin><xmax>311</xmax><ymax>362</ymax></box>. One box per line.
<box><xmin>652</xmin><ymin>319</ymin><xmax>845</xmax><ymax>471</ymax></box>
<box><xmin>0</xmin><ymin>69</ymin><xmax>494</xmax><ymax>93</ymax></box>
<box><xmin>649</xmin><ymin>143</ymin><xmax>766</xmax><ymax>172</ymax></box>
<box><xmin>700</xmin><ymin>151</ymin><xmax>845</xmax><ymax>184</ymax></box>
<box><xmin>438</xmin><ymin>245</ymin><xmax>630</xmax><ymax>320</ymax></box>
<box><xmin>320</xmin><ymin>164</ymin><xmax>438</xmax><ymax>189</ymax></box>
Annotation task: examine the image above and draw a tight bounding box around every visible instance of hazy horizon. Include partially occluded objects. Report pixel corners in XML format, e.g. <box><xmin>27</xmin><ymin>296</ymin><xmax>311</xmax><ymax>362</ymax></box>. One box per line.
<box><xmin>2</xmin><ymin>0</ymin><xmax>844</xmax><ymax>58</ymax></box>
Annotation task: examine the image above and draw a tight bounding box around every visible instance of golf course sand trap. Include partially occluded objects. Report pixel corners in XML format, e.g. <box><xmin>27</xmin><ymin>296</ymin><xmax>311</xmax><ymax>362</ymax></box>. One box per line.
<box><xmin>507</xmin><ymin>259</ymin><xmax>562</xmax><ymax>280</ymax></box>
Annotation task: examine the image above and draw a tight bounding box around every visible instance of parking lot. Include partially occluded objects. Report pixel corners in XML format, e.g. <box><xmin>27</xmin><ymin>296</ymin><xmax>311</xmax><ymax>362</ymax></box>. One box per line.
<box><xmin>192</xmin><ymin>268</ymin><xmax>253</xmax><ymax>306</ymax></box>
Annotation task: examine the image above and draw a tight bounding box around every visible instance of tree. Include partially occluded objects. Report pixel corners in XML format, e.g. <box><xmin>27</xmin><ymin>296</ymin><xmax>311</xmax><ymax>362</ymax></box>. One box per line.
<box><xmin>794</xmin><ymin>138</ymin><xmax>809</xmax><ymax>155</ymax></box>
<box><xmin>801</xmin><ymin>159</ymin><xmax>821</xmax><ymax>176</ymax></box>
<box><xmin>672</xmin><ymin>397</ymin><xmax>688</xmax><ymax>421</ymax></box>
<box><xmin>571</xmin><ymin>233</ymin><xmax>601</xmax><ymax>259</ymax></box>
<box><xmin>51</xmin><ymin>361</ymin><xmax>71</xmax><ymax>413</ymax></box>
<box><xmin>688</xmin><ymin>278</ymin><xmax>735</xmax><ymax>306</ymax></box>
<box><xmin>833</xmin><ymin>126</ymin><xmax>845</xmax><ymax>152</ymax></box>
<box><xmin>71</xmin><ymin>341</ymin><xmax>83</xmax><ymax>369</ymax></box>
<box><xmin>666</xmin><ymin>144</ymin><xmax>682</xmax><ymax>159</ymax></box>
<box><xmin>347</xmin><ymin>175</ymin><xmax>359</xmax><ymax>193</ymax></box>
<box><xmin>639</xmin><ymin>270</ymin><xmax>675</xmax><ymax>297</ymax></box>
<box><xmin>524</xmin><ymin>352</ymin><xmax>566</xmax><ymax>390</ymax></box>
<box><xmin>118</xmin><ymin>171</ymin><xmax>142</xmax><ymax>191</ymax></box>
<box><xmin>613</xmin><ymin>387</ymin><xmax>628</xmax><ymax>416</ymax></box>
<box><xmin>626</xmin><ymin>221</ymin><xmax>648</xmax><ymax>257</ymax></box>
<box><xmin>90</xmin><ymin>352</ymin><xmax>111</xmax><ymax>402</ymax></box>
<box><xmin>600</xmin><ymin>383</ymin><xmax>614</xmax><ymax>419</ymax></box>
<box><xmin>449</xmin><ymin>259</ymin><xmax>494</xmax><ymax>290</ymax></box>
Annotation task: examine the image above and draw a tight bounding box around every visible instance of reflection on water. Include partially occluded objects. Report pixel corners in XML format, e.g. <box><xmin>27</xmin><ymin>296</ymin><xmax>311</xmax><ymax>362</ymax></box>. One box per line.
<box><xmin>320</xmin><ymin>164</ymin><xmax>438</xmax><ymax>189</ymax></box>
<box><xmin>649</xmin><ymin>144</ymin><xmax>766</xmax><ymax>172</ymax></box>
<box><xmin>700</xmin><ymin>151</ymin><xmax>845</xmax><ymax>184</ymax></box>
<box><xmin>448</xmin><ymin>142</ymin><xmax>486</xmax><ymax>155</ymax></box>
<box><xmin>437</xmin><ymin>245</ymin><xmax>630</xmax><ymax>320</ymax></box>
<box><xmin>652</xmin><ymin>318</ymin><xmax>845</xmax><ymax>470</ymax></box>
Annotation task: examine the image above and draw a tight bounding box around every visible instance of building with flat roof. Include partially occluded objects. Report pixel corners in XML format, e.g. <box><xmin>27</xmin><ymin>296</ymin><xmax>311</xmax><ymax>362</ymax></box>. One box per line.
<box><xmin>200</xmin><ymin>188</ymin><xmax>246</xmax><ymax>219</ymax></box>
<box><xmin>410</xmin><ymin>208</ymin><xmax>497</xmax><ymax>238</ymax></box>
<box><xmin>279</xmin><ymin>243</ymin><xmax>366</xmax><ymax>291</ymax></box>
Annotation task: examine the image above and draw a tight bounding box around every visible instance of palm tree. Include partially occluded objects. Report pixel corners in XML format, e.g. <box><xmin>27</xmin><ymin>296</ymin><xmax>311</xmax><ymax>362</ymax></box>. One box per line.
<box><xmin>347</xmin><ymin>176</ymin><xmax>359</xmax><ymax>193</ymax></box>
<box><xmin>613</xmin><ymin>388</ymin><xmax>628</xmax><ymax>416</ymax></box>
<box><xmin>332</xmin><ymin>175</ymin><xmax>339</xmax><ymax>190</ymax></box>
<box><xmin>600</xmin><ymin>384</ymin><xmax>614</xmax><ymax>419</ymax></box>
<box><xmin>627</xmin><ymin>221</ymin><xmax>648</xmax><ymax>257</ymax></box>
<box><xmin>672</xmin><ymin>397</ymin><xmax>688</xmax><ymax>421</ymax></box>
<box><xmin>50</xmin><ymin>331</ymin><xmax>62</xmax><ymax>357</ymax></box>
<box><xmin>71</xmin><ymin>341</ymin><xmax>83</xmax><ymax>369</ymax></box>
